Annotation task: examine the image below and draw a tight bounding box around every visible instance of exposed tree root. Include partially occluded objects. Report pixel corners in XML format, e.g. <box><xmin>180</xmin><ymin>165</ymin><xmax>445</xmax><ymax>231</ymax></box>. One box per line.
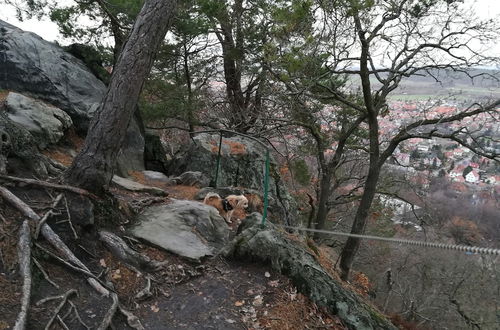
<box><xmin>32</xmin><ymin>256</ymin><xmax>60</xmax><ymax>289</ymax></box>
<box><xmin>97</xmin><ymin>292</ymin><xmax>119</xmax><ymax>330</ymax></box>
<box><xmin>34</xmin><ymin>193</ymin><xmax>64</xmax><ymax>239</ymax></box>
<box><xmin>0</xmin><ymin>185</ymin><xmax>110</xmax><ymax>296</ymax></box>
<box><xmin>68</xmin><ymin>300</ymin><xmax>90</xmax><ymax>330</ymax></box>
<box><xmin>63</xmin><ymin>195</ymin><xmax>79</xmax><ymax>239</ymax></box>
<box><xmin>34</xmin><ymin>243</ymin><xmax>113</xmax><ymax>293</ymax></box>
<box><xmin>98</xmin><ymin>230</ymin><xmax>166</xmax><ymax>272</ymax></box>
<box><xmin>135</xmin><ymin>277</ymin><xmax>152</xmax><ymax>301</ymax></box>
<box><xmin>13</xmin><ymin>220</ymin><xmax>32</xmax><ymax>330</ymax></box>
<box><xmin>0</xmin><ymin>185</ymin><xmax>145</xmax><ymax>328</ymax></box>
<box><xmin>39</xmin><ymin>289</ymin><xmax>77</xmax><ymax>330</ymax></box>
<box><xmin>118</xmin><ymin>304</ymin><xmax>146</xmax><ymax>330</ymax></box>
<box><xmin>0</xmin><ymin>175</ymin><xmax>98</xmax><ymax>200</ymax></box>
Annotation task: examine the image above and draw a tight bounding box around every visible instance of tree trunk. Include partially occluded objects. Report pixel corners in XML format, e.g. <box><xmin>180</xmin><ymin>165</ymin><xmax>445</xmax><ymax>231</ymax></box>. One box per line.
<box><xmin>338</xmin><ymin>162</ymin><xmax>380</xmax><ymax>280</ymax></box>
<box><xmin>339</xmin><ymin>14</ymin><xmax>380</xmax><ymax>280</ymax></box>
<box><xmin>313</xmin><ymin>170</ymin><xmax>332</xmax><ymax>240</ymax></box>
<box><xmin>64</xmin><ymin>0</ymin><xmax>178</xmax><ymax>193</ymax></box>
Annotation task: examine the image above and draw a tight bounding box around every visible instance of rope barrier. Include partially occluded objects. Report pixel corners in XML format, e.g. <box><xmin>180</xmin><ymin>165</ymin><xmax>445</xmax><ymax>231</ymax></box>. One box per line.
<box><xmin>280</xmin><ymin>225</ymin><xmax>500</xmax><ymax>256</ymax></box>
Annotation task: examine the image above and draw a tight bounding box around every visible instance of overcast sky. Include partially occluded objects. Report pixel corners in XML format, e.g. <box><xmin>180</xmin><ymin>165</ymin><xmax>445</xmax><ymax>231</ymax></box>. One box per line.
<box><xmin>1</xmin><ymin>0</ymin><xmax>499</xmax><ymax>54</ymax></box>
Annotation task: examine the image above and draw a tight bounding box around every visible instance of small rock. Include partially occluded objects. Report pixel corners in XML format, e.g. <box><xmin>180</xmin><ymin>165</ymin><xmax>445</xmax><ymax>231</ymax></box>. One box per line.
<box><xmin>264</xmin><ymin>272</ymin><xmax>271</xmax><ymax>278</ymax></box>
<box><xmin>252</xmin><ymin>295</ymin><xmax>263</xmax><ymax>307</ymax></box>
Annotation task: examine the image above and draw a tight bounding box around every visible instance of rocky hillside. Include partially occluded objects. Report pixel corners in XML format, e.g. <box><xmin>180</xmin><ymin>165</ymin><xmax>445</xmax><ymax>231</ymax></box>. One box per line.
<box><xmin>0</xmin><ymin>20</ymin><xmax>397</xmax><ymax>330</ymax></box>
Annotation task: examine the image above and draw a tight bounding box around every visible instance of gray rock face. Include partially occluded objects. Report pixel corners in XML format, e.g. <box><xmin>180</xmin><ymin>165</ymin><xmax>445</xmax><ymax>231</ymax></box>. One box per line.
<box><xmin>5</xmin><ymin>92</ymin><xmax>72</xmax><ymax>149</ymax></box>
<box><xmin>0</xmin><ymin>19</ymin><xmax>145</xmax><ymax>173</ymax></box>
<box><xmin>0</xmin><ymin>124</ymin><xmax>11</xmax><ymax>173</ymax></box>
<box><xmin>225</xmin><ymin>214</ymin><xmax>397</xmax><ymax>330</ymax></box>
<box><xmin>0</xmin><ymin>111</ymin><xmax>56</xmax><ymax>176</ymax></box>
<box><xmin>173</xmin><ymin>171</ymin><xmax>210</xmax><ymax>187</ymax></box>
<box><xmin>169</xmin><ymin>133</ymin><xmax>297</xmax><ymax>224</ymax></box>
<box><xmin>142</xmin><ymin>170</ymin><xmax>171</xmax><ymax>182</ymax></box>
<box><xmin>144</xmin><ymin>129</ymin><xmax>170</xmax><ymax>172</ymax></box>
<box><xmin>115</xmin><ymin>114</ymin><xmax>145</xmax><ymax>176</ymax></box>
<box><xmin>130</xmin><ymin>200</ymin><xmax>230</xmax><ymax>261</ymax></box>
<box><xmin>112</xmin><ymin>175</ymin><xmax>167</xmax><ymax>196</ymax></box>
<box><xmin>0</xmin><ymin>19</ymin><xmax>104</xmax><ymax>132</ymax></box>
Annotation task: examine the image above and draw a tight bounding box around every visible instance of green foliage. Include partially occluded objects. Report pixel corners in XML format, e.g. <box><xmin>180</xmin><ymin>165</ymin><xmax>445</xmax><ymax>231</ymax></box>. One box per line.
<box><xmin>6</xmin><ymin>0</ymin><xmax>143</xmax><ymax>59</ymax></box>
<box><xmin>291</xmin><ymin>159</ymin><xmax>311</xmax><ymax>186</ymax></box>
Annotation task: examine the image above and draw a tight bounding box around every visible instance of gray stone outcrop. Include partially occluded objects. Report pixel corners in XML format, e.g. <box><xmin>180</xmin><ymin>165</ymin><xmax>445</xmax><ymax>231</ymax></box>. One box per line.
<box><xmin>130</xmin><ymin>200</ymin><xmax>230</xmax><ymax>261</ymax></box>
<box><xmin>0</xmin><ymin>19</ymin><xmax>145</xmax><ymax>174</ymax></box>
<box><xmin>0</xmin><ymin>19</ymin><xmax>104</xmax><ymax>132</ymax></box>
<box><xmin>224</xmin><ymin>214</ymin><xmax>397</xmax><ymax>330</ymax></box>
<box><xmin>5</xmin><ymin>92</ymin><xmax>72</xmax><ymax>149</ymax></box>
<box><xmin>168</xmin><ymin>133</ymin><xmax>297</xmax><ymax>224</ymax></box>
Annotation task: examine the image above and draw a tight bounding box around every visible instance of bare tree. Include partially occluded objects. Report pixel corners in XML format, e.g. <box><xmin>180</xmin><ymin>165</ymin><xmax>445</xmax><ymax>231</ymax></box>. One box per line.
<box><xmin>264</xmin><ymin>0</ymin><xmax>499</xmax><ymax>279</ymax></box>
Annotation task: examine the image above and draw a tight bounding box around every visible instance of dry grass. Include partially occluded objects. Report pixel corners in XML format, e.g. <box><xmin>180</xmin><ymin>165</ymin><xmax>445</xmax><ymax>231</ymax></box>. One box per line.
<box><xmin>209</xmin><ymin>139</ymin><xmax>247</xmax><ymax>155</ymax></box>
<box><xmin>0</xmin><ymin>90</ymin><xmax>9</xmax><ymax>102</ymax></box>
<box><xmin>167</xmin><ymin>185</ymin><xmax>200</xmax><ymax>200</ymax></box>
<box><xmin>101</xmin><ymin>251</ymin><xmax>143</xmax><ymax>299</ymax></box>
<box><xmin>258</xmin><ymin>287</ymin><xmax>346</xmax><ymax>329</ymax></box>
<box><xmin>66</xmin><ymin>128</ymin><xmax>84</xmax><ymax>150</ymax></box>
<box><xmin>222</xmin><ymin>140</ymin><xmax>246</xmax><ymax>155</ymax></box>
<box><xmin>43</xmin><ymin>148</ymin><xmax>74</xmax><ymax>166</ymax></box>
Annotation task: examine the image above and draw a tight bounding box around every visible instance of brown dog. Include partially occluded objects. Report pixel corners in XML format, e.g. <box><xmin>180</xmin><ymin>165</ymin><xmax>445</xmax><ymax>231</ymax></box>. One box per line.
<box><xmin>203</xmin><ymin>192</ymin><xmax>248</xmax><ymax>224</ymax></box>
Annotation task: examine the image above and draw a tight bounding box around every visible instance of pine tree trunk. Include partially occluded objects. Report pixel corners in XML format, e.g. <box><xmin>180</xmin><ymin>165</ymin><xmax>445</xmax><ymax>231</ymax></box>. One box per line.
<box><xmin>64</xmin><ymin>0</ymin><xmax>178</xmax><ymax>193</ymax></box>
<box><xmin>313</xmin><ymin>170</ymin><xmax>332</xmax><ymax>240</ymax></box>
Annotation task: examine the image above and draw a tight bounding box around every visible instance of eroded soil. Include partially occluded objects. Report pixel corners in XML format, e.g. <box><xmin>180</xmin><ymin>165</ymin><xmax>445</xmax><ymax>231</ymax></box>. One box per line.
<box><xmin>0</xmin><ymin>181</ymin><xmax>344</xmax><ymax>330</ymax></box>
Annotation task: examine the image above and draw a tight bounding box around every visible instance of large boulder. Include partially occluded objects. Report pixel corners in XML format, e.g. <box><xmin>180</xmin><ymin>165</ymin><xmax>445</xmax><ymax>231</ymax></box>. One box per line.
<box><xmin>168</xmin><ymin>133</ymin><xmax>297</xmax><ymax>224</ymax></box>
<box><xmin>130</xmin><ymin>200</ymin><xmax>230</xmax><ymax>261</ymax></box>
<box><xmin>144</xmin><ymin>129</ymin><xmax>170</xmax><ymax>172</ymax></box>
<box><xmin>5</xmin><ymin>92</ymin><xmax>72</xmax><ymax>149</ymax></box>
<box><xmin>225</xmin><ymin>214</ymin><xmax>397</xmax><ymax>330</ymax></box>
<box><xmin>0</xmin><ymin>20</ymin><xmax>104</xmax><ymax>132</ymax></box>
<box><xmin>0</xmin><ymin>110</ymin><xmax>59</xmax><ymax>176</ymax></box>
<box><xmin>0</xmin><ymin>19</ymin><xmax>145</xmax><ymax>174</ymax></box>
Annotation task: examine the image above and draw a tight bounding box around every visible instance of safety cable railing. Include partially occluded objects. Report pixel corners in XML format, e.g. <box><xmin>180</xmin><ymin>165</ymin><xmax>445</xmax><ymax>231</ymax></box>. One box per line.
<box><xmin>280</xmin><ymin>225</ymin><xmax>500</xmax><ymax>256</ymax></box>
<box><xmin>188</xmin><ymin>130</ymin><xmax>499</xmax><ymax>256</ymax></box>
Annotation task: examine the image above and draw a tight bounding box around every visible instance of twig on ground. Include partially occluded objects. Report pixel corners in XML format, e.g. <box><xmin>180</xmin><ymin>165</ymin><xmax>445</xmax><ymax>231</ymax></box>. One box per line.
<box><xmin>63</xmin><ymin>195</ymin><xmax>79</xmax><ymax>239</ymax></box>
<box><xmin>97</xmin><ymin>292</ymin><xmax>119</xmax><ymax>330</ymax></box>
<box><xmin>13</xmin><ymin>220</ymin><xmax>32</xmax><ymax>330</ymax></box>
<box><xmin>0</xmin><ymin>175</ymin><xmax>98</xmax><ymax>199</ymax></box>
<box><xmin>32</xmin><ymin>256</ymin><xmax>60</xmax><ymax>289</ymax></box>
<box><xmin>0</xmin><ymin>212</ymin><xmax>7</xmax><ymax>223</ymax></box>
<box><xmin>43</xmin><ymin>289</ymin><xmax>77</xmax><ymax>330</ymax></box>
<box><xmin>1</xmin><ymin>185</ymin><xmax>144</xmax><ymax>328</ymax></box>
<box><xmin>56</xmin><ymin>315</ymin><xmax>70</xmax><ymax>330</ymax></box>
<box><xmin>135</xmin><ymin>277</ymin><xmax>152</xmax><ymax>300</ymax></box>
<box><xmin>35</xmin><ymin>194</ymin><xmax>64</xmax><ymax>239</ymax></box>
<box><xmin>78</xmin><ymin>244</ymin><xmax>97</xmax><ymax>258</ymax></box>
<box><xmin>68</xmin><ymin>300</ymin><xmax>90</xmax><ymax>330</ymax></box>
<box><xmin>0</xmin><ymin>185</ymin><xmax>110</xmax><ymax>295</ymax></box>
<box><xmin>98</xmin><ymin>231</ymin><xmax>166</xmax><ymax>272</ymax></box>
<box><xmin>119</xmin><ymin>304</ymin><xmax>146</xmax><ymax>330</ymax></box>
<box><xmin>34</xmin><ymin>243</ymin><xmax>114</xmax><ymax>293</ymax></box>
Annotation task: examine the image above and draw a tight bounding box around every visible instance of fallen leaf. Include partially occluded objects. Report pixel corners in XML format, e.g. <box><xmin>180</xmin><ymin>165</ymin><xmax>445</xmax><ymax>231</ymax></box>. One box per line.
<box><xmin>267</xmin><ymin>280</ymin><xmax>279</xmax><ymax>287</ymax></box>
<box><xmin>111</xmin><ymin>269</ymin><xmax>121</xmax><ymax>279</ymax></box>
<box><xmin>99</xmin><ymin>259</ymin><xmax>107</xmax><ymax>267</ymax></box>
<box><xmin>252</xmin><ymin>295</ymin><xmax>263</xmax><ymax>307</ymax></box>
<box><xmin>151</xmin><ymin>304</ymin><xmax>160</xmax><ymax>313</ymax></box>
<box><xmin>234</xmin><ymin>300</ymin><xmax>245</xmax><ymax>307</ymax></box>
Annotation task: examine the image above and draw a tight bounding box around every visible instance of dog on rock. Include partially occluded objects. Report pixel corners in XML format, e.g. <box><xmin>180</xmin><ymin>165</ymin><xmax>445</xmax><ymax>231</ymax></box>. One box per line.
<box><xmin>203</xmin><ymin>192</ymin><xmax>249</xmax><ymax>224</ymax></box>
